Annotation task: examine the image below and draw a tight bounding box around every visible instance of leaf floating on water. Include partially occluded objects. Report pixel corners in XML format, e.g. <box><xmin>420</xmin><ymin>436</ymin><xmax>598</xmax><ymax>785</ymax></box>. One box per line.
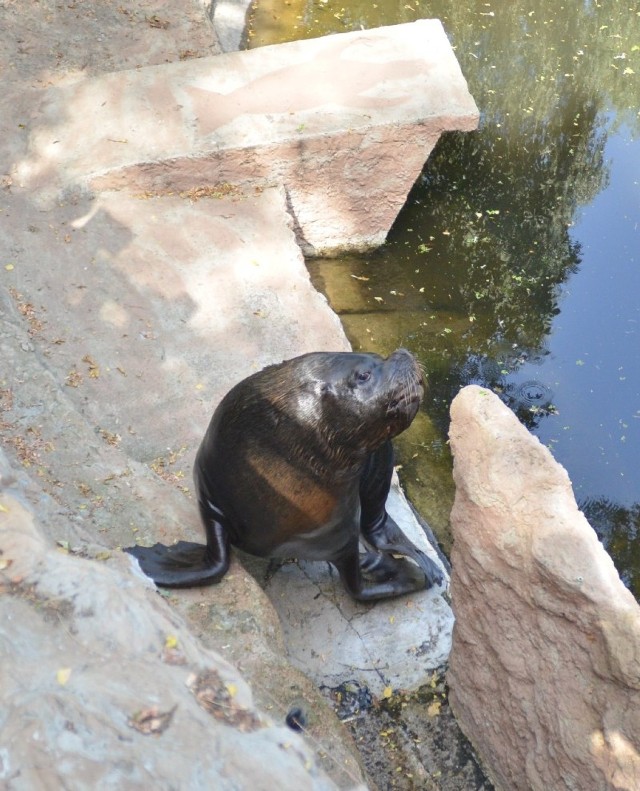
<box><xmin>165</xmin><ymin>634</ymin><xmax>178</xmax><ymax>650</ymax></box>
<box><xmin>382</xmin><ymin>686</ymin><xmax>393</xmax><ymax>699</ymax></box>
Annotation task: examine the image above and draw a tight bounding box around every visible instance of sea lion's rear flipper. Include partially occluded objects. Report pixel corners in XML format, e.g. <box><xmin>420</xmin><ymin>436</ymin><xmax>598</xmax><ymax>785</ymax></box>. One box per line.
<box><xmin>125</xmin><ymin>521</ymin><xmax>229</xmax><ymax>588</ymax></box>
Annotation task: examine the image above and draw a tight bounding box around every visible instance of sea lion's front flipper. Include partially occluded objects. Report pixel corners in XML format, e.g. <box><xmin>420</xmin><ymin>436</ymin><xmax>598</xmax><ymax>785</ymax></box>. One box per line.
<box><xmin>363</xmin><ymin>515</ymin><xmax>444</xmax><ymax>589</ymax></box>
<box><xmin>125</xmin><ymin>521</ymin><xmax>229</xmax><ymax>588</ymax></box>
<box><xmin>334</xmin><ymin>545</ymin><xmax>427</xmax><ymax>602</ymax></box>
<box><xmin>359</xmin><ymin>441</ymin><xmax>444</xmax><ymax>589</ymax></box>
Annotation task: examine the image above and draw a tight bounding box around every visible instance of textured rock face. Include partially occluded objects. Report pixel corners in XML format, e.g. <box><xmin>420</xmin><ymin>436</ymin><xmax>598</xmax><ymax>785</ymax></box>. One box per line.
<box><xmin>0</xmin><ymin>482</ymin><xmax>346</xmax><ymax>791</ymax></box>
<box><xmin>447</xmin><ymin>386</ymin><xmax>640</xmax><ymax>791</ymax></box>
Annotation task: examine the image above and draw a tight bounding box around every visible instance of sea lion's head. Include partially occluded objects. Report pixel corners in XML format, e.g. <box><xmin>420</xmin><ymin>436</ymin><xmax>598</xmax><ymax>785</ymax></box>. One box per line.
<box><xmin>247</xmin><ymin>349</ymin><xmax>424</xmax><ymax>473</ymax></box>
<box><xmin>305</xmin><ymin>348</ymin><xmax>425</xmax><ymax>460</ymax></box>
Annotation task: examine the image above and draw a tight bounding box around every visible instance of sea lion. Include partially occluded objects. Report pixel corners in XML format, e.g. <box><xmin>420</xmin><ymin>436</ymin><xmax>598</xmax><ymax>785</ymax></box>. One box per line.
<box><xmin>126</xmin><ymin>348</ymin><xmax>443</xmax><ymax>601</ymax></box>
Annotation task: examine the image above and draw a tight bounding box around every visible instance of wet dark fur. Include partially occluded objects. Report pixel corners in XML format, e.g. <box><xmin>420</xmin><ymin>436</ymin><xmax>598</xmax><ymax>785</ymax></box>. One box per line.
<box><xmin>126</xmin><ymin>349</ymin><xmax>443</xmax><ymax>601</ymax></box>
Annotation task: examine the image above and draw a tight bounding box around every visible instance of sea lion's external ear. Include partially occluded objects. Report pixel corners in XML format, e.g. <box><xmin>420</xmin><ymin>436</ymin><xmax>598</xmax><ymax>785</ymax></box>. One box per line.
<box><xmin>320</xmin><ymin>381</ymin><xmax>337</xmax><ymax>398</ymax></box>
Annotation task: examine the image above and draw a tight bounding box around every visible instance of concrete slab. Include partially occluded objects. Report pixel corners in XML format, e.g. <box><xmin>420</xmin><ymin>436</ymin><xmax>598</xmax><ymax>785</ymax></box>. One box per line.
<box><xmin>13</xmin><ymin>20</ymin><xmax>478</xmax><ymax>253</ymax></box>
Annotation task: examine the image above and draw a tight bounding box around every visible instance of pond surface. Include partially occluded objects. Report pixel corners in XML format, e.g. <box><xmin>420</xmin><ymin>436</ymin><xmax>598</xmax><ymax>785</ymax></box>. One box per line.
<box><xmin>248</xmin><ymin>1</ymin><xmax>640</xmax><ymax>596</ymax></box>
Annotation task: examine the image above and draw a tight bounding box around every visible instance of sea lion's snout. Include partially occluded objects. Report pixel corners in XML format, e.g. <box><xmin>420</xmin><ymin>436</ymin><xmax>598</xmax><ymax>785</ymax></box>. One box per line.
<box><xmin>380</xmin><ymin>349</ymin><xmax>424</xmax><ymax>432</ymax></box>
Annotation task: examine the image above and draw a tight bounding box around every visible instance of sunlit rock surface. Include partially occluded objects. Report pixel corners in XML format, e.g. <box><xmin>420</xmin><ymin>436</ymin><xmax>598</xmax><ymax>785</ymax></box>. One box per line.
<box><xmin>14</xmin><ymin>20</ymin><xmax>478</xmax><ymax>255</ymax></box>
<box><xmin>447</xmin><ymin>385</ymin><xmax>640</xmax><ymax>791</ymax></box>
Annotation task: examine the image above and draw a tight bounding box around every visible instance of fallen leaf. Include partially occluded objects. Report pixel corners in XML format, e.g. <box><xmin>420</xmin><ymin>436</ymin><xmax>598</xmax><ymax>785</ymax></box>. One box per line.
<box><xmin>128</xmin><ymin>705</ymin><xmax>176</xmax><ymax>735</ymax></box>
<box><xmin>57</xmin><ymin>667</ymin><xmax>72</xmax><ymax>685</ymax></box>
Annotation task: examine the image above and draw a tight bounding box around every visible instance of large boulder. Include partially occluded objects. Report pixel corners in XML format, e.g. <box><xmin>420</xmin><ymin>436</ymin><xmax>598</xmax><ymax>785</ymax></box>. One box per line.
<box><xmin>0</xmin><ymin>479</ymin><xmax>358</xmax><ymax>790</ymax></box>
<box><xmin>447</xmin><ymin>385</ymin><xmax>640</xmax><ymax>791</ymax></box>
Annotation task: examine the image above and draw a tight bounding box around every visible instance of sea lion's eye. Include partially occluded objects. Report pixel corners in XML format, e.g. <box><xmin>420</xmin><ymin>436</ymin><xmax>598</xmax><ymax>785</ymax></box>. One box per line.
<box><xmin>356</xmin><ymin>371</ymin><xmax>371</xmax><ymax>383</ymax></box>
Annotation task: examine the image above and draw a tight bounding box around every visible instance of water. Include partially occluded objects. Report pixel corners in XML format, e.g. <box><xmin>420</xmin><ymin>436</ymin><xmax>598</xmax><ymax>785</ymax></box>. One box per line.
<box><xmin>248</xmin><ymin>1</ymin><xmax>640</xmax><ymax>595</ymax></box>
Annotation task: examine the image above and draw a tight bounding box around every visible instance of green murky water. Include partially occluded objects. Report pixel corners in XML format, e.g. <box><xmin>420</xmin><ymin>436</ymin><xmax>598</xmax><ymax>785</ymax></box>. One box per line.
<box><xmin>248</xmin><ymin>1</ymin><xmax>640</xmax><ymax>596</ymax></box>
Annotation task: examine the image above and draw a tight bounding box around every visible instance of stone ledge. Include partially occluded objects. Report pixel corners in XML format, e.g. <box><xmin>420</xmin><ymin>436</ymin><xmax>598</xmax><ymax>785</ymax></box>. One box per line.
<box><xmin>15</xmin><ymin>20</ymin><xmax>478</xmax><ymax>254</ymax></box>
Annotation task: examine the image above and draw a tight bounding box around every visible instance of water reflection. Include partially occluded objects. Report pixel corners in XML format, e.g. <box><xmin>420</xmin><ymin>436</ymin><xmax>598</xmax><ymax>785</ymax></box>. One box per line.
<box><xmin>249</xmin><ymin>0</ymin><xmax>640</xmax><ymax>596</ymax></box>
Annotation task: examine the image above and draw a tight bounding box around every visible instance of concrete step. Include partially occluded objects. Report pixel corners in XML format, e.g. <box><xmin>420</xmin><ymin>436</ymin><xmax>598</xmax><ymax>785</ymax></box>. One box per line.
<box><xmin>15</xmin><ymin>20</ymin><xmax>478</xmax><ymax>254</ymax></box>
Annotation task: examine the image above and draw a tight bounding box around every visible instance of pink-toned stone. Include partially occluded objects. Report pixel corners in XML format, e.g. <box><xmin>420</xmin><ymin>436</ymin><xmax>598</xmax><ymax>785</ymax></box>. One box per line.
<box><xmin>14</xmin><ymin>20</ymin><xmax>478</xmax><ymax>254</ymax></box>
<box><xmin>447</xmin><ymin>385</ymin><xmax>640</xmax><ymax>791</ymax></box>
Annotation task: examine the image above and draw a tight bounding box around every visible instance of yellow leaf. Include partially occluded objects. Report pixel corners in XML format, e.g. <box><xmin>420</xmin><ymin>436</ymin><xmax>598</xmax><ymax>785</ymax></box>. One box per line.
<box><xmin>427</xmin><ymin>700</ymin><xmax>441</xmax><ymax>717</ymax></box>
<box><xmin>165</xmin><ymin>635</ymin><xmax>178</xmax><ymax>649</ymax></box>
<box><xmin>5</xmin><ymin>263</ymin><xmax>14</xmax><ymax>271</ymax></box>
<box><xmin>382</xmin><ymin>686</ymin><xmax>393</xmax><ymax>699</ymax></box>
<box><xmin>57</xmin><ymin>667</ymin><xmax>72</xmax><ymax>685</ymax></box>
<box><xmin>0</xmin><ymin>502</ymin><xmax>9</xmax><ymax>512</ymax></box>
<box><xmin>225</xmin><ymin>683</ymin><xmax>237</xmax><ymax>698</ymax></box>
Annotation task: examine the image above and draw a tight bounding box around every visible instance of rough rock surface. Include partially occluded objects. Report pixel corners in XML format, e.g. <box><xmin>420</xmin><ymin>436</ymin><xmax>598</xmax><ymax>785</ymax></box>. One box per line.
<box><xmin>447</xmin><ymin>385</ymin><xmax>640</xmax><ymax>791</ymax></box>
<box><xmin>0</xmin><ymin>472</ymin><xmax>353</xmax><ymax>791</ymax></box>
